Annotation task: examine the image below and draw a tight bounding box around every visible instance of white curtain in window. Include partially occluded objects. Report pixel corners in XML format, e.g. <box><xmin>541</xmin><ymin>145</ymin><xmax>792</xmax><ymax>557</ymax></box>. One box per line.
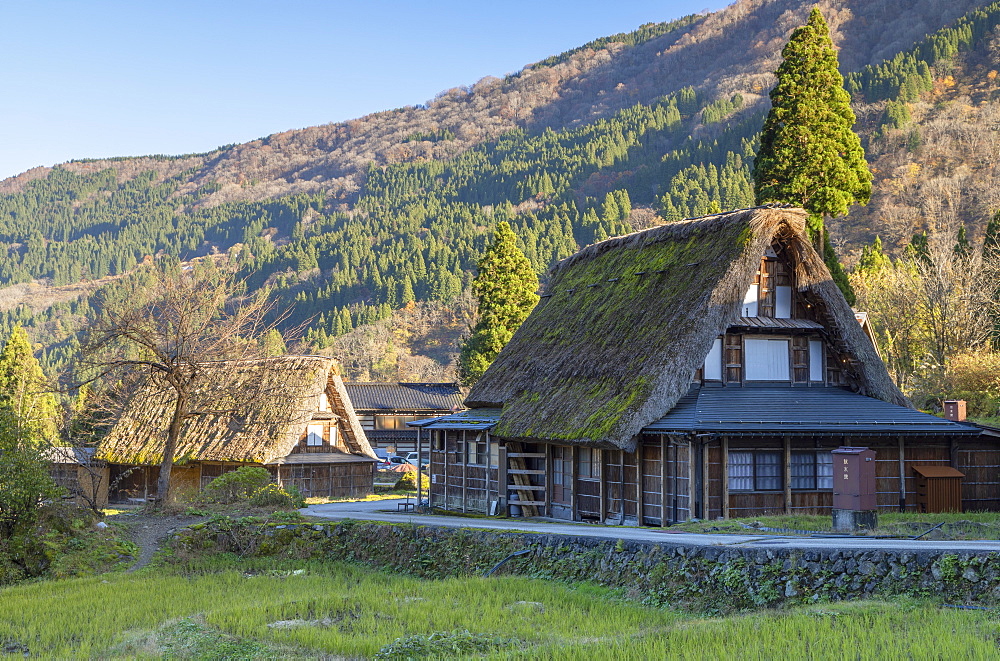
<box><xmin>816</xmin><ymin>452</ymin><xmax>833</xmax><ymax>489</ymax></box>
<box><xmin>745</xmin><ymin>339</ymin><xmax>790</xmax><ymax>380</ymax></box>
<box><xmin>728</xmin><ymin>452</ymin><xmax>754</xmax><ymax>490</ymax></box>
<box><xmin>775</xmin><ymin>285</ymin><xmax>792</xmax><ymax>318</ymax></box>
<box><xmin>306</xmin><ymin>424</ymin><xmax>324</xmax><ymax>446</ymax></box>
<box><xmin>791</xmin><ymin>452</ymin><xmax>815</xmax><ymax>489</ymax></box>
<box><xmin>809</xmin><ymin>339</ymin><xmax>824</xmax><ymax>382</ymax></box>
<box><xmin>704</xmin><ymin>338</ymin><xmax>723</xmax><ymax>380</ymax></box>
<box><xmin>742</xmin><ymin>285</ymin><xmax>759</xmax><ymax>317</ymax></box>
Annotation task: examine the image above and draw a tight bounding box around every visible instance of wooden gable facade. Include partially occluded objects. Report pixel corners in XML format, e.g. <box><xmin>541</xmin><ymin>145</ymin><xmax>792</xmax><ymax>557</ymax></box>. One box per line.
<box><xmin>412</xmin><ymin>208</ymin><xmax>989</xmax><ymax>523</ymax></box>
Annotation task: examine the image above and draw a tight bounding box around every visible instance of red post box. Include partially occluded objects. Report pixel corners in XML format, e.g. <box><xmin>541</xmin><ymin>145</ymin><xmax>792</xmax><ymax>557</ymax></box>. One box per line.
<box><xmin>831</xmin><ymin>446</ymin><xmax>878</xmax><ymax>532</ymax></box>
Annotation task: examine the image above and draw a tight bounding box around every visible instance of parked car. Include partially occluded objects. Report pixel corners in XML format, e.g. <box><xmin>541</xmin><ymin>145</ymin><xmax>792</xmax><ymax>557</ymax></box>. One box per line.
<box><xmin>404</xmin><ymin>452</ymin><xmax>429</xmax><ymax>469</ymax></box>
<box><xmin>373</xmin><ymin>449</ymin><xmax>411</xmax><ymax>470</ymax></box>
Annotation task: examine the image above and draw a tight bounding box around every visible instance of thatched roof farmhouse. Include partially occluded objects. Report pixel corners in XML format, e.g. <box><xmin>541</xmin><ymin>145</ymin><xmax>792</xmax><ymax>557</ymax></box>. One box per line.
<box><xmin>98</xmin><ymin>355</ymin><xmax>377</xmax><ymax>501</ymax></box>
<box><xmin>416</xmin><ymin>208</ymin><xmax>988</xmax><ymax>522</ymax></box>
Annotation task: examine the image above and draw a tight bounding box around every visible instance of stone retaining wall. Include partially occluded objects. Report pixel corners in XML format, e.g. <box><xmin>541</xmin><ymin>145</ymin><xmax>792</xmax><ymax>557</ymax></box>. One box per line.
<box><xmin>173</xmin><ymin>520</ymin><xmax>1000</xmax><ymax>612</ymax></box>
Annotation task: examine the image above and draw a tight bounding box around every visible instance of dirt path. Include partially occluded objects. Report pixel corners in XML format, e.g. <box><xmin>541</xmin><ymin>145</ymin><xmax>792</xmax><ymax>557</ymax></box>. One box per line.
<box><xmin>123</xmin><ymin>513</ymin><xmax>207</xmax><ymax>572</ymax></box>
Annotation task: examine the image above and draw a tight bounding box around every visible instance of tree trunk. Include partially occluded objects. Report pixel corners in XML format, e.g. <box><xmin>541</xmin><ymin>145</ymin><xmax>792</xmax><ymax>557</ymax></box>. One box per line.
<box><xmin>156</xmin><ymin>391</ymin><xmax>188</xmax><ymax>504</ymax></box>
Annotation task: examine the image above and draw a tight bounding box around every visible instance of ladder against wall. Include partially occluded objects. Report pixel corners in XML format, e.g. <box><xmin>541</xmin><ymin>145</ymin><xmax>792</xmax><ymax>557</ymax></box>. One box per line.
<box><xmin>506</xmin><ymin>441</ymin><xmax>544</xmax><ymax>517</ymax></box>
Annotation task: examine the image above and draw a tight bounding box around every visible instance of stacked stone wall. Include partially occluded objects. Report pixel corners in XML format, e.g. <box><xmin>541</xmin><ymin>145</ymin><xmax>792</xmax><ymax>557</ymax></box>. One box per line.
<box><xmin>173</xmin><ymin>520</ymin><xmax>1000</xmax><ymax>611</ymax></box>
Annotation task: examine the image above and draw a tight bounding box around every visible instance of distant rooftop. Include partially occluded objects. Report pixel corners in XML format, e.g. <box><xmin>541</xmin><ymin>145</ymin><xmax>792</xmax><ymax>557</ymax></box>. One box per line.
<box><xmin>345</xmin><ymin>382</ymin><xmax>465</xmax><ymax>412</ymax></box>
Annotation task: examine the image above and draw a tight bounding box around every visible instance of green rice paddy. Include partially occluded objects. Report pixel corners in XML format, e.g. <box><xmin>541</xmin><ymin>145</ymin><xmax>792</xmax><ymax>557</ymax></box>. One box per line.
<box><xmin>2</xmin><ymin>556</ymin><xmax>999</xmax><ymax>659</ymax></box>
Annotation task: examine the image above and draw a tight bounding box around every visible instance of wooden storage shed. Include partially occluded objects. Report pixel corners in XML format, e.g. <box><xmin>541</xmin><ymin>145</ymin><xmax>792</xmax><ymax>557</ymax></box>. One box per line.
<box><xmin>913</xmin><ymin>465</ymin><xmax>965</xmax><ymax>513</ymax></box>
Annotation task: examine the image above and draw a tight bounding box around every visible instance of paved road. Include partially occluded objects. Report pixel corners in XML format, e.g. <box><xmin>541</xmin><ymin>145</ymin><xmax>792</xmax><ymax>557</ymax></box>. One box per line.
<box><xmin>302</xmin><ymin>499</ymin><xmax>1000</xmax><ymax>553</ymax></box>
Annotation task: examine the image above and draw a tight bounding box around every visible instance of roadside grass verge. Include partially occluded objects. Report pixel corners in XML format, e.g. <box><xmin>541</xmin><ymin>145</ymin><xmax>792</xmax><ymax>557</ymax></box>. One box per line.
<box><xmin>668</xmin><ymin>511</ymin><xmax>1000</xmax><ymax>539</ymax></box>
<box><xmin>2</xmin><ymin>557</ymin><xmax>1000</xmax><ymax>659</ymax></box>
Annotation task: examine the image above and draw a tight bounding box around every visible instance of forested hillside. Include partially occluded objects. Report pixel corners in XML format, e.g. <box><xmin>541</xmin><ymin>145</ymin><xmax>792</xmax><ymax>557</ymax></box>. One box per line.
<box><xmin>4</xmin><ymin>0</ymin><xmax>1000</xmax><ymax>381</ymax></box>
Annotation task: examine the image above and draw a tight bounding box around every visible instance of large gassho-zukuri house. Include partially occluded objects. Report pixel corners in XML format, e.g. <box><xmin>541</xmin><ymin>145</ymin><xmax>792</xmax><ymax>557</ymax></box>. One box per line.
<box><xmin>412</xmin><ymin>208</ymin><xmax>992</xmax><ymax>524</ymax></box>
<box><xmin>97</xmin><ymin>355</ymin><xmax>378</xmax><ymax>502</ymax></box>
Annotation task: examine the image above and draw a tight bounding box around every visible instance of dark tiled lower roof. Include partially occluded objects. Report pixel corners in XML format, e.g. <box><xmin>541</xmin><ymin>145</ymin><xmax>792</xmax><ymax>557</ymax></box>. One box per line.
<box><xmin>268</xmin><ymin>451</ymin><xmax>378</xmax><ymax>465</ymax></box>
<box><xmin>345</xmin><ymin>382</ymin><xmax>465</xmax><ymax>412</ymax></box>
<box><xmin>409</xmin><ymin>408</ymin><xmax>501</xmax><ymax>430</ymax></box>
<box><xmin>645</xmin><ymin>385</ymin><xmax>981</xmax><ymax>435</ymax></box>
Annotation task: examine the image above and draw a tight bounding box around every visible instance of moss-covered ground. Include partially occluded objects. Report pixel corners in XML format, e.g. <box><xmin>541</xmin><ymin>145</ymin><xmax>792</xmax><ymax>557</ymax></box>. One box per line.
<box><xmin>3</xmin><ymin>552</ymin><xmax>1000</xmax><ymax>659</ymax></box>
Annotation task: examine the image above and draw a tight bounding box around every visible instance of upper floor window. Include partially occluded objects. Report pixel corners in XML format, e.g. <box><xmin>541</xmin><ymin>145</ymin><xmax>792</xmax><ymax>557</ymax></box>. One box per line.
<box><xmin>703</xmin><ymin>334</ymin><xmax>826</xmax><ymax>384</ymax></box>
<box><xmin>745</xmin><ymin>339</ymin><xmax>790</xmax><ymax>381</ymax></box>
<box><xmin>375</xmin><ymin>415</ymin><xmax>421</xmax><ymax>430</ymax></box>
<box><xmin>306</xmin><ymin>424</ymin><xmax>325</xmax><ymax>446</ymax></box>
<box><xmin>742</xmin><ymin>247</ymin><xmax>793</xmax><ymax>319</ymax></box>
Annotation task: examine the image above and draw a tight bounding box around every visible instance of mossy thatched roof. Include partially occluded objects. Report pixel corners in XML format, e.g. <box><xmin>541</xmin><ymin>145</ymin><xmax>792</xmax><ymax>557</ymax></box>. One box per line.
<box><xmin>465</xmin><ymin>207</ymin><xmax>906</xmax><ymax>452</ymax></box>
<box><xmin>97</xmin><ymin>355</ymin><xmax>375</xmax><ymax>465</ymax></box>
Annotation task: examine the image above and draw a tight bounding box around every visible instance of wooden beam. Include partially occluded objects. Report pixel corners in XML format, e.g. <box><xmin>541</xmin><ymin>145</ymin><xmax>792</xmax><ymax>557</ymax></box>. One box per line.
<box><xmin>722</xmin><ymin>436</ymin><xmax>730</xmax><ymax>520</ymax></box>
<box><xmin>898</xmin><ymin>435</ymin><xmax>907</xmax><ymax>512</ymax></box>
<box><xmin>783</xmin><ymin>436</ymin><xmax>792</xmax><ymax>514</ymax></box>
<box><xmin>599</xmin><ymin>446</ymin><xmax>606</xmax><ymax>524</ymax></box>
<box><xmin>443</xmin><ymin>432</ymin><xmax>449</xmax><ymax>509</ymax></box>
<box><xmin>416</xmin><ymin>427</ymin><xmax>422</xmax><ymax>507</ymax></box>
<box><xmin>462</xmin><ymin>431</ymin><xmax>467</xmax><ymax>513</ymax></box>
<box><xmin>570</xmin><ymin>446</ymin><xmax>577</xmax><ymax>521</ymax></box>
<box><xmin>637</xmin><ymin>442</ymin><xmax>644</xmax><ymax>526</ymax></box>
<box><xmin>498</xmin><ymin>445</ymin><xmax>508</xmax><ymax>515</ymax></box>
<box><xmin>620</xmin><ymin>449</ymin><xmax>626</xmax><ymax>523</ymax></box>
<box><xmin>544</xmin><ymin>444</ymin><xmax>551</xmax><ymax>517</ymax></box>
<box><xmin>687</xmin><ymin>439</ymin><xmax>695</xmax><ymax>521</ymax></box>
<box><xmin>660</xmin><ymin>435</ymin><xmax>667</xmax><ymax>527</ymax></box>
<box><xmin>701</xmin><ymin>442</ymin><xmax>710</xmax><ymax>520</ymax></box>
<box><xmin>485</xmin><ymin>432</ymin><xmax>491</xmax><ymax>513</ymax></box>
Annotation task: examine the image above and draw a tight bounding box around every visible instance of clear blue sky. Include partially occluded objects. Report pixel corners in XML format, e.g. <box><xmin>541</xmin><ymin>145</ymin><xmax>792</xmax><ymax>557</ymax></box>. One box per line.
<box><xmin>0</xmin><ymin>1</ymin><xmax>730</xmax><ymax>181</ymax></box>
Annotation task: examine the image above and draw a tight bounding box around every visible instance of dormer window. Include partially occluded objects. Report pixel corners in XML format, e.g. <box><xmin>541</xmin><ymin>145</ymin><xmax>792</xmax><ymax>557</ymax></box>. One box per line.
<box><xmin>703</xmin><ymin>334</ymin><xmax>828</xmax><ymax>384</ymax></box>
<box><xmin>742</xmin><ymin>245</ymin><xmax>793</xmax><ymax>319</ymax></box>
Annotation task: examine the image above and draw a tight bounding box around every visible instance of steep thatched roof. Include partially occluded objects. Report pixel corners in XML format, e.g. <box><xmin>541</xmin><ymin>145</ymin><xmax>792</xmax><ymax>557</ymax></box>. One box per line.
<box><xmin>97</xmin><ymin>355</ymin><xmax>376</xmax><ymax>464</ymax></box>
<box><xmin>465</xmin><ymin>207</ymin><xmax>907</xmax><ymax>452</ymax></box>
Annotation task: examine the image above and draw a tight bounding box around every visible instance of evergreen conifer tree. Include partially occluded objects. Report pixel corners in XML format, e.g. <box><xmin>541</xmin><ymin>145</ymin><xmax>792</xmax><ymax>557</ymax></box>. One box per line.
<box><xmin>753</xmin><ymin>8</ymin><xmax>871</xmax><ymax>304</ymax></box>
<box><xmin>458</xmin><ymin>222</ymin><xmax>539</xmax><ymax>386</ymax></box>
<box><xmin>0</xmin><ymin>326</ymin><xmax>59</xmax><ymax>445</ymax></box>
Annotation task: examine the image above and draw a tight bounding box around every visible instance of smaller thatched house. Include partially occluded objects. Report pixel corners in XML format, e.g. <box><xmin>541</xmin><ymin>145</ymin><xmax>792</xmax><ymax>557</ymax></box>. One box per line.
<box><xmin>345</xmin><ymin>382</ymin><xmax>465</xmax><ymax>453</ymax></box>
<box><xmin>46</xmin><ymin>447</ymin><xmax>108</xmax><ymax>509</ymax></box>
<box><xmin>414</xmin><ymin>208</ymin><xmax>989</xmax><ymax>523</ymax></box>
<box><xmin>97</xmin><ymin>356</ymin><xmax>377</xmax><ymax>502</ymax></box>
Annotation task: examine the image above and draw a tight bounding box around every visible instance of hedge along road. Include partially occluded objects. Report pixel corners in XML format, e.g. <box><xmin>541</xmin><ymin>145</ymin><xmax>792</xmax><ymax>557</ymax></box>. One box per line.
<box><xmin>301</xmin><ymin>499</ymin><xmax>1000</xmax><ymax>553</ymax></box>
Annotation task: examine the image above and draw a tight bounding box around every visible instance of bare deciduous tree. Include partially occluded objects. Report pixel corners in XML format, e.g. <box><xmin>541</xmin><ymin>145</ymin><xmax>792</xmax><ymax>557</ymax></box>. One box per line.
<box><xmin>75</xmin><ymin>260</ymin><xmax>295</xmax><ymax>503</ymax></box>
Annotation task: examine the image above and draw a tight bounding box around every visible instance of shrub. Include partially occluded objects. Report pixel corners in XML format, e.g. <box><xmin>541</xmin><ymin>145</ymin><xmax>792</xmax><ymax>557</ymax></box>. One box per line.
<box><xmin>201</xmin><ymin>467</ymin><xmax>271</xmax><ymax>504</ymax></box>
<box><xmin>394</xmin><ymin>470</ymin><xmax>430</xmax><ymax>491</ymax></box>
<box><xmin>248</xmin><ymin>484</ymin><xmax>304</xmax><ymax>510</ymax></box>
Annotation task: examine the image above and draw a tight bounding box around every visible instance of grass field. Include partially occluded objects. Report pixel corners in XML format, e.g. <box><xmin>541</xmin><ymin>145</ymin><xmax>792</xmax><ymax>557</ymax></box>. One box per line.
<box><xmin>2</xmin><ymin>556</ymin><xmax>999</xmax><ymax>659</ymax></box>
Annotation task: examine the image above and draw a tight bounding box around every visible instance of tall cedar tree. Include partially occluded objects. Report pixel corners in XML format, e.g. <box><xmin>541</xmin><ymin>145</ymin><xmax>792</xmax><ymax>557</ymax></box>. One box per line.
<box><xmin>0</xmin><ymin>326</ymin><xmax>59</xmax><ymax>445</ymax></box>
<box><xmin>753</xmin><ymin>8</ymin><xmax>871</xmax><ymax>304</ymax></box>
<box><xmin>459</xmin><ymin>222</ymin><xmax>539</xmax><ymax>385</ymax></box>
